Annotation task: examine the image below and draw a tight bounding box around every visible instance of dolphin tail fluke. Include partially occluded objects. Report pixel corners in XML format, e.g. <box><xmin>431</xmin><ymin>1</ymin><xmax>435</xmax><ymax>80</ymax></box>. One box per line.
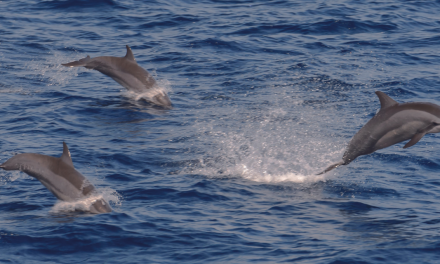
<box><xmin>62</xmin><ymin>55</ymin><xmax>92</xmax><ymax>67</ymax></box>
<box><xmin>316</xmin><ymin>160</ymin><xmax>345</xmax><ymax>175</ymax></box>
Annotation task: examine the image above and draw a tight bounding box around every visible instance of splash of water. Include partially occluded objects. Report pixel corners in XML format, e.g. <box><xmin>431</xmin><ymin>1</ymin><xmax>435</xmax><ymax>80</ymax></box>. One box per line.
<box><xmin>50</xmin><ymin>187</ymin><xmax>122</xmax><ymax>214</ymax></box>
<box><xmin>184</xmin><ymin>103</ymin><xmax>347</xmax><ymax>184</ymax></box>
<box><xmin>122</xmin><ymin>77</ymin><xmax>172</xmax><ymax>104</ymax></box>
<box><xmin>0</xmin><ymin>170</ymin><xmax>32</xmax><ymax>186</ymax></box>
<box><xmin>25</xmin><ymin>49</ymin><xmax>82</xmax><ymax>88</ymax></box>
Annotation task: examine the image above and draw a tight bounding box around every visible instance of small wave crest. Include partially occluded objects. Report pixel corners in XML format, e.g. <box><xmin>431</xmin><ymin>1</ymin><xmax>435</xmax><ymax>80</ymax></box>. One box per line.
<box><xmin>36</xmin><ymin>0</ymin><xmax>121</xmax><ymax>11</ymax></box>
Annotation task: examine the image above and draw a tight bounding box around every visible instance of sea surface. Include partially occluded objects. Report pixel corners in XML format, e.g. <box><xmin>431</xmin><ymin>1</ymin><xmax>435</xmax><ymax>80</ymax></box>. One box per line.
<box><xmin>1</xmin><ymin>0</ymin><xmax>440</xmax><ymax>263</ymax></box>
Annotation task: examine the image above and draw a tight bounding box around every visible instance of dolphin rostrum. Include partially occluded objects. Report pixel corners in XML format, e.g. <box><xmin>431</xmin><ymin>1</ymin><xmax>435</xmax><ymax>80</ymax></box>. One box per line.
<box><xmin>317</xmin><ymin>91</ymin><xmax>440</xmax><ymax>175</ymax></box>
<box><xmin>0</xmin><ymin>142</ymin><xmax>112</xmax><ymax>214</ymax></box>
<box><xmin>62</xmin><ymin>45</ymin><xmax>172</xmax><ymax>108</ymax></box>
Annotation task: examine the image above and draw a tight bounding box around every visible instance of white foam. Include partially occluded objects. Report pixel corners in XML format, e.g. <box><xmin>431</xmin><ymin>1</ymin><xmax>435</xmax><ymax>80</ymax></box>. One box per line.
<box><xmin>50</xmin><ymin>188</ymin><xmax>122</xmax><ymax>214</ymax></box>
<box><xmin>122</xmin><ymin>77</ymin><xmax>172</xmax><ymax>103</ymax></box>
<box><xmin>189</xmin><ymin>161</ymin><xmax>336</xmax><ymax>184</ymax></box>
<box><xmin>239</xmin><ymin>165</ymin><xmax>332</xmax><ymax>183</ymax></box>
<box><xmin>183</xmin><ymin>93</ymin><xmax>348</xmax><ymax>184</ymax></box>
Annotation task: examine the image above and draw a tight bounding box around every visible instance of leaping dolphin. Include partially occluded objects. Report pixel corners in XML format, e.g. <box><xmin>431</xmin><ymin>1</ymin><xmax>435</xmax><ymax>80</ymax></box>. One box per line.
<box><xmin>62</xmin><ymin>45</ymin><xmax>172</xmax><ymax>108</ymax></box>
<box><xmin>318</xmin><ymin>91</ymin><xmax>440</xmax><ymax>175</ymax></box>
<box><xmin>0</xmin><ymin>142</ymin><xmax>112</xmax><ymax>214</ymax></box>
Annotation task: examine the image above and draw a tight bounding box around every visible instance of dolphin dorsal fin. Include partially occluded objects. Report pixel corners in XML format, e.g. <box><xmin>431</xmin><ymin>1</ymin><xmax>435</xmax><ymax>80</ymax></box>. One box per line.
<box><xmin>375</xmin><ymin>91</ymin><xmax>398</xmax><ymax>109</ymax></box>
<box><xmin>61</xmin><ymin>142</ymin><xmax>74</xmax><ymax>168</ymax></box>
<box><xmin>125</xmin><ymin>45</ymin><xmax>136</xmax><ymax>62</ymax></box>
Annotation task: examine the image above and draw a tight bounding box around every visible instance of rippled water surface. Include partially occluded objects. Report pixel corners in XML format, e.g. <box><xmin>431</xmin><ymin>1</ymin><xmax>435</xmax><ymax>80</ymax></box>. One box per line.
<box><xmin>2</xmin><ymin>0</ymin><xmax>440</xmax><ymax>263</ymax></box>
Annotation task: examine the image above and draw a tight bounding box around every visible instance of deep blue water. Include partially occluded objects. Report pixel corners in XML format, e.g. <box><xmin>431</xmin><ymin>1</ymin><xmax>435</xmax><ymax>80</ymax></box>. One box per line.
<box><xmin>1</xmin><ymin>0</ymin><xmax>440</xmax><ymax>263</ymax></box>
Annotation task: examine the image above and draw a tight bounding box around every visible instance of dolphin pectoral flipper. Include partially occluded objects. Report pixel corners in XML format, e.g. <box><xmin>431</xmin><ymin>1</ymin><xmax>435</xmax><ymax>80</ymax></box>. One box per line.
<box><xmin>62</xmin><ymin>55</ymin><xmax>92</xmax><ymax>67</ymax></box>
<box><xmin>316</xmin><ymin>160</ymin><xmax>345</xmax><ymax>175</ymax></box>
<box><xmin>403</xmin><ymin>133</ymin><xmax>426</xmax><ymax>149</ymax></box>
<box><xmin>403</xmin><ymin>122</ymin><xmax>440</xmax><ymax>149</ymax></box>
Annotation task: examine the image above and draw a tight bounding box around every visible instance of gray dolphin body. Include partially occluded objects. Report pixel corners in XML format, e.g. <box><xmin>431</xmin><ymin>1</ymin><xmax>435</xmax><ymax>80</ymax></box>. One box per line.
<box><xmin>62</xmin><ymin>45</ymin><xmax>172</xmax><ymax>108</ymax></box>
<box><xmin>0</xmin><ymin>143</ymin><xmax>112</xmax><ymax>214</ymax></box>
<box><xmin>318</xmin><ymin>91</ymin><xmax>440</xmax><ymax>175</ymax></box>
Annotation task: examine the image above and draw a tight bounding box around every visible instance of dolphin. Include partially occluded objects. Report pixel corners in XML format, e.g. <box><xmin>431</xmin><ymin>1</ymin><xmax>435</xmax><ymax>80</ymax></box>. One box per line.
<box><xmin>62</xmin><ymin>45</ymin><xmax>172</xmax><ymax>108</ymax></box>
<box><xmin>0</xmin><ymin>142</ymin><xmax>112</xmax><ymax>214</ymax></box>
<box><xmin>317</xmin><ymin>91</ymin><xmax>440</xmax><ymax>175</ymax></box>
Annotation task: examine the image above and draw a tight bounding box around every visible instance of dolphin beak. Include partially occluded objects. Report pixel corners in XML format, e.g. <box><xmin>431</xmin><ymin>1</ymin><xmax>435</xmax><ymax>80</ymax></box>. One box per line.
<box><xmin>91</xmin><ymin>198</ymin><xmax>112</xmax><ymax>214</ymax></box>
<box><xmin>152</xmin><ymin>94</ymin><xmax>172</xmax><ymax>109</ymax></box>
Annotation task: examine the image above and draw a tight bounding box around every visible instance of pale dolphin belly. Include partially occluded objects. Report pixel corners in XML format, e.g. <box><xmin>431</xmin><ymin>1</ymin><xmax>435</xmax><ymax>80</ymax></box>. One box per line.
<box><xmin>24</xmin><ymin>166</ymin><xmax>90</xmax><ymax>202</ymax></box>
<box><xmin>343</xmin><ymin>109</ymin><xmax>440</xmax><ymax>164</ymax></box>
<box><xmin>373</xmin><ymin>110</ymin><xmax>440</xmax><ymax>151</ymax></box>
<box><xmin>111</xmin><ymin>71</ymin><xmax>149</xmax><ymax>93</ymax></box>
<box><xmin>317</xmin><ymin>91</ymin><xmax>440</xmax><ymax>175</ymax></box>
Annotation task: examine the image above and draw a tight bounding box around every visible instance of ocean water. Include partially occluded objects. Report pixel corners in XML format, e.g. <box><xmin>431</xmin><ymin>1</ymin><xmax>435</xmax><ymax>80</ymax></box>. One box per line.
<box><xmin>1</xmin><ymin>0</ymin><xmax>440</xmax><ymax>263</ymax></box>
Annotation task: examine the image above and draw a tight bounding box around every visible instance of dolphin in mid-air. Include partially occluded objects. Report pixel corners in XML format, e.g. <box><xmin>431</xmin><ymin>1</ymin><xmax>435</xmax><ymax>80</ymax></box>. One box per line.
<box><xmin>318</xmin><ymin>91</ymin><xmax>440</xmax><ymax>175</ymax></box>
<box><xmin>0</xmin><ymin>142</ymin><xmax>112</xmax><ymax>214</ymax></box>
<box><xmin>62</xmin><ymin>45</ymin><xmax>172</xmax><ymax>108</ymax></box>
